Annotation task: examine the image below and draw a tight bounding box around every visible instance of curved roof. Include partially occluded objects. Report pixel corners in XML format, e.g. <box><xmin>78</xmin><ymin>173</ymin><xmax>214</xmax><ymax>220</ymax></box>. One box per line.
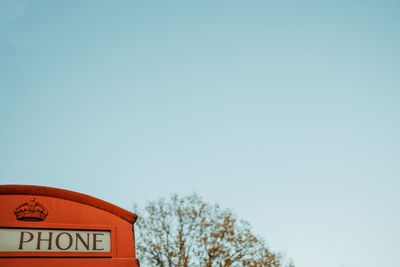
<box><xmin>0</xmin><ymin>184</ymin><xmax>136</xmax><ymax>224</ymax></box>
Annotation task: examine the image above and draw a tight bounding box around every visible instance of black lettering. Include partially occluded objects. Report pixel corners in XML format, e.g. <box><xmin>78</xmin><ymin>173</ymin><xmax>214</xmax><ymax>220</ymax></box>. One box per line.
<box><xmin>37</xmin><ymin>232</ymin><xmax>53</xmax><ymax>250</ymax></box>
<box><xmin>55</xmin><ymin>232</ymin><xmax>73</xmax><ymax>250</ymax></box>
<box><xmin>75</xmin><ymin>233</ymin><xmax>90</xmax><ymax>250</ymax></box>
<box><xmin>19</xmin><ymin>231</ymin><xmax>34</xmax><ymax>250</ymax></box>
<box><xmin>92</xmin><ymin>233</ymin><xmax>104</xmax><ymax>251</ymax></box>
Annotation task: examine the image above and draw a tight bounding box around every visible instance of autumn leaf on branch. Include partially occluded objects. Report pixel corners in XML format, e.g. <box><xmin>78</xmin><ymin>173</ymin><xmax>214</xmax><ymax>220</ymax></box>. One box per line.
<box><xmin>133</xmin><ymin>194</ymin><xmax>294</xmax><ymax>267</ymax></box>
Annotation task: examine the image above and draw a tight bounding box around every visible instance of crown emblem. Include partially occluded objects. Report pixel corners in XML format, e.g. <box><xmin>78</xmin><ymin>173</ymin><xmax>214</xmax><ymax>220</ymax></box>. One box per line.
<box><xmin>14</xmin><ymin>198</ymin><xmax>49</xmax><ymax>221</ymax></box>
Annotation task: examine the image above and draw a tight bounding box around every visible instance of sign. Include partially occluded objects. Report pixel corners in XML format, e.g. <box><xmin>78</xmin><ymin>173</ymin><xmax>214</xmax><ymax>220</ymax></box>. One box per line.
<box><xmin>0</xmin><ymin>185</ymin><xmax>140</xmax><ymax>267</ymax></box>
<box><xmin>0</xmin><ymin>228</ymin><xmax>111</xmax><ymax>252</ymax></box>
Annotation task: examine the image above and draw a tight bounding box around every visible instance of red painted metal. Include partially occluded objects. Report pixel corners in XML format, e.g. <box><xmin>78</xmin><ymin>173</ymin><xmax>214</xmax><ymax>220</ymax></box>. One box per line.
<box><xmin>0</xmin><ymin>184</ymin><xmax>140</xmax><ymax>267</ymax></box>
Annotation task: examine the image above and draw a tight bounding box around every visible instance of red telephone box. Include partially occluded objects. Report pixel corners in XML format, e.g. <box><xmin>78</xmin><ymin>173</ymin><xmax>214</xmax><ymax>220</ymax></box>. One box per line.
<box><xmin>0</xmin><ymin>184</ymin><xmax>140</xmax><ymax>266</ymax></box>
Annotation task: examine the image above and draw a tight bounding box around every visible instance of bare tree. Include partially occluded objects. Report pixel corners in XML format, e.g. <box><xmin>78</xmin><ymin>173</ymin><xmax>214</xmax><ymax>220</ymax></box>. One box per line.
<box><xmin>134</xmin><ymin>194</ymin><xmax>294</xmax><ymax>267</ymax></box>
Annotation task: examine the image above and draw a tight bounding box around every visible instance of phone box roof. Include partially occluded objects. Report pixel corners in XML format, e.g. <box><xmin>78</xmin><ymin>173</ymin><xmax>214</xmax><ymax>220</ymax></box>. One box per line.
<box><xmin>0</xmin><ymin>184</ymin><xmax>140</xmax><ymax>267</ymax></box>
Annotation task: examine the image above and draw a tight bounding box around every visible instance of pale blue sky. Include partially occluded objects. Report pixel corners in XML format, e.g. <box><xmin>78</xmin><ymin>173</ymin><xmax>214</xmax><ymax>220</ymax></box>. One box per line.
<box><xmin>1</xmin><ymin>1</ymin><xmax>399</xmax><ymax>267</ymax></box>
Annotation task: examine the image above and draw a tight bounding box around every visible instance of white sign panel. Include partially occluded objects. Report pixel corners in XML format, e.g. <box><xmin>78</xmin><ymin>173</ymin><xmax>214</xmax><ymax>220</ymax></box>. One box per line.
<box><xmin>0</xmin><ymin>228</ymin><xmax>111</xmax><ymax>252</ymax></box>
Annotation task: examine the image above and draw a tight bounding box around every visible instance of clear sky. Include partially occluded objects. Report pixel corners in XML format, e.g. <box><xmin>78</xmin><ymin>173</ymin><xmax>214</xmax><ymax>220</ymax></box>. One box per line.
<box><xmin>1</xmin><ymin>1</ymin><xmax>399</xmax><ymax>266</ymax></box>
